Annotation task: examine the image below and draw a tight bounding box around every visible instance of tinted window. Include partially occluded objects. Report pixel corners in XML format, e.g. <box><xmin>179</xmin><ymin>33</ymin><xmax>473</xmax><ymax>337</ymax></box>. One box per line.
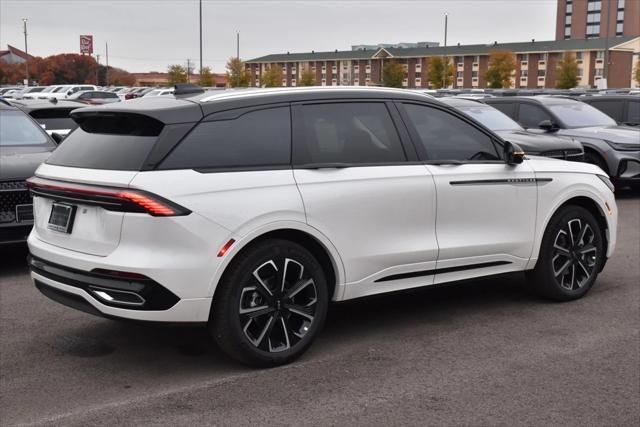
<box><xmin>489</xmin><ymin>102</ymin><xmax>517</xmax><ymax>119</ymax></box>
<box><xmin>0</xmin><ymin>110</ymin><xmax>51</xmax><ymax>147</ymax></box>
<box><xmin>29</xmin><ymin>108</ymin><xmax>78</xmax><ymax>131</ymax></box>
<box><xmin>627</xmin><ymin>100</ymin><xmax>639</xmax><ymax>124</ymax></box>
<box><xmin>294</xmin><ymin>103</ymin><xmax>405</xmax><ymax>165</ymax></box>
<box><xmin>518</xmin><ymin>103</ymin><xmax>552</xmax><ymax>128</ymax></box>
<box><xmin>588</xmin><ymin>100</ymin><xmax>624</xmax><ymax>122</ymax></box>
<box><xmin>402</xmin><ymin>103</ymin><xmax>500</xmax><ymax>161</ymax></box>
<box><xmin>547</xmin><ymin>102</ymin><xmax>616</xmax><ymax>128</ymax></box>
<box><xmin>457</xmin><ymin>105</ymin><xmax>523</xmax><ymax>131</ymax></box>
<box><xmin>161</xmin><ymin>107</ymin><xmax>290</xmax><ymax>170</ymax></box>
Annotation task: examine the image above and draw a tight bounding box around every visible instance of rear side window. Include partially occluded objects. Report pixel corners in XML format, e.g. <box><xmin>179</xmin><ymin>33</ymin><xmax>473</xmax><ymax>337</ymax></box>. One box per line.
<box><xmin>46</xmin><ymin>113</ymin><xmax>164</xmax><ymax>171</ymax></box>
<box><xmin>402</xmin><ymin>103</ymin><xmax>500</xmax><ymax>161</ymax></box>
<box><xmin>517</xmin><ymin>103</ymin><xmax>552</xmax><ymax>128</ymax></box>
<box><xmin>489</xmin><ymin>102</ymin><xmax>516</xmax><ymax>119</ymax></box>
<box><xmin>628</xmin><ymin>100</ymin><xmax>639</xmax><ymax>124</ymax></box>
<box><xmin>29</xmin><ymin>108</ymin><xmax>78</xmax><ymax>132</ymax></box>
<box><xmin>588</xmin><ymin>101</ymin><xmax>624</xmax><ymax>122</ymax></box>
<box><xmin>293</xmin><ymin>102</ymin><xmax>406</xmax><ymax>165</ymax></box>
<box><xmin>160</xmin><ymin>107</ymin><xmax>290</xmax><ymax>170</ymax></box>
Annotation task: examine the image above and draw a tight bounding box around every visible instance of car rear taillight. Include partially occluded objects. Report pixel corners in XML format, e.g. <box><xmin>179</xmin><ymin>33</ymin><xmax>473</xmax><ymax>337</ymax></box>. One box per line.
<box><xmin>26</xmin><ymin>177</ymin><xmax>190</xmax><ymax>217</ymax></box>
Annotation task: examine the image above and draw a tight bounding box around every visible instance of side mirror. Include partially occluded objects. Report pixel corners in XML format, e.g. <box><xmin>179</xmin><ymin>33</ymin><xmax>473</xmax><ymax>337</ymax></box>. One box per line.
<box><xmin>504</xmin><ymin>141</ymin><xmax>525</xmax><ymax>165</ymax></box>
<box><xmin>538</xmin><ymin>119</ymin><xmax>559</xmax><ymax>132</ymax></box>
<box><xmin>66</xmin><ymin>90</ymin><xmax>73</xmax><ymax>96</ymax></box>
<box><xmin>51</xmin><ymin>132</ymin><xmax>65</xmax><ymax>144</ymax></box>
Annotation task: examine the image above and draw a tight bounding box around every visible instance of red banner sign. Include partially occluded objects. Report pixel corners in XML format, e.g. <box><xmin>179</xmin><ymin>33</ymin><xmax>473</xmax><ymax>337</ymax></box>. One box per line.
<box><xmin>80</xmin><ymin>35</ymin><xmax>93</xmax><ymax>54</ymax></box>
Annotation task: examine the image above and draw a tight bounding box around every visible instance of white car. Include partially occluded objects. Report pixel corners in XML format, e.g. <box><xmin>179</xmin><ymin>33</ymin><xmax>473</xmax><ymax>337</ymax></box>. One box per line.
<box><xmin>143</xmin><ymin>88</ymin><xmax>174</xmax><ymax>97</ymax></box>
<box><xmin>27</xmin><ymin>87</ymin><xmax>617</xmax><ymax>367</ymax></box>
<box><xmin>38</xmin><ymin>85</ymin><xmax>98</xmax><ymax>100</ymax></box>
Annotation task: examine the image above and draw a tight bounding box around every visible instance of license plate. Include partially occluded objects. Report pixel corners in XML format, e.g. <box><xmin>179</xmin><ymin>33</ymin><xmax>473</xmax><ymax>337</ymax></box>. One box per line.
<box><xmin>47</xmin><ymin>203</ymin><xmax>76</xmax><ymax>234</ymax></box>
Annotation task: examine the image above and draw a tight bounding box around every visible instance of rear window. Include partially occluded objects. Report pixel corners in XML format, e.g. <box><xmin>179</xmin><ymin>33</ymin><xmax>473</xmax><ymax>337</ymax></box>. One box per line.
<box><xmin>0</xmin><ymin>110</ymin><xmax>52</xmax><ymax>147</ymax></box>
<box><xmin>160</xmin><ymin>107</ymin><xmax>290</xmax><ymax>170</ymax></box>
<box><xmin>29</xmin><ymin>108</ymin><xmax>78</xmax><ymax>132</ymax></box>
<box><xmin>46</xmin><ymin>113</ymin><xmax>164</xmax><ymax>170</ymax></box>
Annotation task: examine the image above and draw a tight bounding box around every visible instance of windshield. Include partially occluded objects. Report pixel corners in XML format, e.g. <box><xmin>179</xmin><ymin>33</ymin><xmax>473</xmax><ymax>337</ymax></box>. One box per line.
<box><xmin>41</xmin><ymin>86</ymin><xmax>57</xmax><ymax>93</ymax></box>
<box><xmin>458</xmin><ymin>105</ymin><xmax>523</xmax><ymax>131</ymax></box>
<box><xmin>146</xmin><ymin>90</ymin><xmax>161</xmax><ymax>96</ymax></box>
<box><xmin>53</xmin><ymin>86</ymin><xmax>71</xmax><ymax>93</ymax></box>
<box><xmin>548</xmin><ymin>102</ymin><xmax>616</xmax><ymax>128</ymax></box>
<box><xmin>0</xmin><ymin>110</ymin><xmax>52</xmax><ymax>147</ymax></box>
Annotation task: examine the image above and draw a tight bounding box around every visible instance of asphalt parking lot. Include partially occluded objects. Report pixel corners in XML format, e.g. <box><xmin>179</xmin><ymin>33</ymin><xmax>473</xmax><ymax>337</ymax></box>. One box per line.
<box><xmin>1</xmin><ymin>191</ymin><xmax>638</xmax><ymax>426</ymax></box>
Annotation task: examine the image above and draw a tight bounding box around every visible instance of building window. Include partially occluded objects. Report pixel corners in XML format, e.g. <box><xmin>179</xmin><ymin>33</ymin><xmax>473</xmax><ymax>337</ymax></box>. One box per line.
<box><xmin>596</xmin><ymin>50</ymin><xmax>605</xmax><ymax>59</ymax></box>
<box><xmin>457</xmin><ymin>71</ymin><xmax>463</xmax><ymax>78</ymax></box>
<box><xmin>521</xmin><ymin>70</ymin><xmax>528</xmax><ymax>77</ymax></box>
<box><xmin>616</xmin><ymin>23</ymin><xmax>623</xmax><ymax>35</ymax></box>
<box><xmin>587</xmin><ymin>13</ymin><xmax>600</xmax><ymax>23</ymax></box>
<box><xmin>539</xmin><ymin>53</ymin><xmax>548</xmax><ymax>61</ymax></box>
<box><xmin>565</xmin><ymin>15</ymin><xmax>572</xmax><ymax>25</ymax></box>
<box><xmin>521</xmin><ymin>53</ymin><xmax>528</xmax><ymax>61</ymax></box>
<box><xmin>595</xmin><ymin>68</ymin><xmax>604</xmax><ymax>77</ymax></box>
<box><xmin>537</xmin><ymin>70</ymin><xmax>546</xmax><ymax>77</ymax></box>
<box><xmin>566</xmin><ymin>2</ymin><xmax>572</xmax><ymax>14</ymax></box>
<box><xmin>472</xmin><ymin>71</ymin><xmax>478</xmax><ymax>78</ymax></box>
<box><xmin>565</xmin><ymin>26</ymin><xmax>571</xmax><ymax>38</ymax></box>
<box><xmin>473</xmin><ymin>55</ymin><xmax>480</xmax><ymax>63</ymax></box>
<box><xmin>587</xmin><ymin>1</ymin><xmax>601</xmax><ymax>12</ymax></box>
<box><xmin>618</xmin><ymin>0</ymin><xmax>625</xmax><ymax>10</ymax></box>
<box><xmin>617</xmin><ymin>10</ymin><xmax>624</xmax><ymax>21</ymax></box>
<box><xmin>576</xmin><ymin>68</ymin><xmax>583</xmax><ymax>77</ymax></box>
<box><xmin>415</xmin><ymin>72</ymin><xmax>421</xmax><ymax>78</ymax></box>
<box><xmin>586</xmin><ymin>24</ymin><xmax>600</xmax><ymax>37</ymax></box>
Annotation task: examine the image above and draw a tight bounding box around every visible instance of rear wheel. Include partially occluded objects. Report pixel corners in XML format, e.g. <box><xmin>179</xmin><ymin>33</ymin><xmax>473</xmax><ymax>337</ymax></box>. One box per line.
<box><xmin>527</xmin><ymin>205</ymin><xmax>605</xmax><ymax>301</ymax></box>
<box><xmin>210</xmin><ymin>239</ymin><xmax>328</xmax><ymax>367</ymax></box>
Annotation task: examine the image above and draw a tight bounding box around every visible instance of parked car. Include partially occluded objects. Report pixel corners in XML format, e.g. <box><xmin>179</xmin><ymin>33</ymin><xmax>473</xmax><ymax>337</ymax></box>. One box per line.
<box><xmin>37</xmin><ymin>85</ymin><xmax>73</xmax><ymax>100</ymax></box>
<box><xmin>143</xmin><ymin>88</ymin><xmax>174</xmax><ymax>97</ymax></box>
<box><xmin>26</xmin><ymin>86</ymin><xmax>617</xmax><ymax>367</ymax></box>
<box><xmin>0</xmin><ymin>102</ymin><xmax>56</xmax><ymax>244</ymax></box>
<box><xmin>67</xmin><ymin>90</ymin><xmax>121</xmax><ymax>105</ymax></box>
<box><xmin>0</xmin><ymin>86</ymin><xmax>22</xmax><ymax>97</ymax></box>
<box><xmin>124</xmin><ymin>87</ymin><xmax>149</xmax><ymax>100</ymax></box>
<box><xmin>580</xmin><ymin>95</ymin><xmax>639</xmax><ymax>127</ymax></box>
<box><xmin>440</xmin><ymin>97</ymin><xmax>584</xmax><ymax>162</ymax></box>
<box><xmin>11</xmin><ymin>99</ymin><xmax>82</xmax><ymax>141</ymax></box>
<box><xmin>13</xmin><ymin>86</ymin><xmax>47</xmax><ymax>100</ymax></box>
<box><xmin>484</xmin><ymin>96</ymin><xmax>640</xmax><ymax>188</ymax></box>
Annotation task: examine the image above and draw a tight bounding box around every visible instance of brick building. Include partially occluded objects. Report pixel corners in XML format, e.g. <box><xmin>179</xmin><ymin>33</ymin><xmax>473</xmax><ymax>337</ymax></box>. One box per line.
<box><xmin>246</xmin><ymin>36</ymin><xmax>639</xmax><ymax>89</ymax></box>
<box><xmin>556</xmin><ymin>0</ymin><xmax>640</xmax><ymax>40</ymax></box>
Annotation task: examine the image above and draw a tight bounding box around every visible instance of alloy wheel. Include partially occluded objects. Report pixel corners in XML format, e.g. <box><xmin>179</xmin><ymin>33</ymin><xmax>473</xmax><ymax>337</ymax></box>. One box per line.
<box><xmin>551</xmin><ymin>218</ymin><xmax>598</xmax><ymax>291</ymax></box>
<box><xmin>238</xmin><ymin>258</ymin><xmax>318</xmax><ymax>352</ymax></box>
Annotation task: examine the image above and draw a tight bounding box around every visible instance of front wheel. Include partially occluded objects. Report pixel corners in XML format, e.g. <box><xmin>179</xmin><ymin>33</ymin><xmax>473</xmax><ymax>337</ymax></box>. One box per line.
<box><xmin>210</xmin><ymin>239</ymin><xmax>328</xmax><ymax>367</ymax></box>
<box><xmin>527</xmin><ymin>205</ymin><xmax>605</xmax><ymax>301</ymax></box>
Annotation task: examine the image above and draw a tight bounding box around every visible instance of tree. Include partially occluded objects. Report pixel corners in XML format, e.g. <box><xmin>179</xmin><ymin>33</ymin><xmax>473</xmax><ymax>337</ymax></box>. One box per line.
<box><xmin>199</xmin><ymin>66</ymin><xmax>214</xmax><ymax>87</ymax></box>
<box><xmin>635</xmin><ymin>60</ymin><xmax>640</xmax><ymax>86</ymax></box>
<box><xmin>556</xmin><ymin>52</ymin><xmax>579</xmax><ymax>89</ymax></box>
<box><xmin>427</xmin><ymin>56</ymin><xmax>453</xmax><ymax>89</ymax></box>
<box><xmin>382</xmin><ymin>62</ymin><xmax>405</xmax><ymax>88</ymax></box>
<box><xmin>485</xmin><ymin>50</ymin><xmax>516</xmax><ymax>88</ymax></box>
<box><xmin>261</xmin><ymin>65</ymin><xmax>283</xmax><ymax>87</ymax></box>
<box><xmin>167</xmin><ymin>64</ymin><xmax>187</xmax><ymax>85</ymax></box>
<box><xmin>225</xmin><ymin>57</ymin><xmax>250</xmax><ymax>87</ymax></box>
<box><xmin>298</xmin><ymin>68</ymin><xmax>316</xmax><ymax>86</ymax></box>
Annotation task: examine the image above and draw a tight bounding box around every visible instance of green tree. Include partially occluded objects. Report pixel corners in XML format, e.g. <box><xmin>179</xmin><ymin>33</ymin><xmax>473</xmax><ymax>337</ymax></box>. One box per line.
<box><xmin>199</xmin><ymin>66</ymin><xmax>214</xmax><ymax>87</ymax></box>
<box><xmin>261</xmin><ymin>65</ymin><xmax>283</xmax><ymax>87</ymax></box>
<box><xmin>298</xmin><ymin>68</ymin><xmax>316</xmax><ymax>86</ymax></box>
<box><xmin>427</xmin><ymin>56</ymin><xmax>453</xmax><ymax>89</ymax></box>
<box><xmin>556</xmin><ymin>52</ymin><xmax>579</xmax><ymax>89</ymax></box>
<box><xmin>167</xmin><ymin>64</ymin><xmax>187</xmax><ymax>85</ymax></box>
<box><xmin>485</xmin><ymin>50</ymin><xmax>516</xmax><ymax>88</ymax></box>
<box><xmin>225</xmin><ymin>57</ymin><xmax>250</xmax><ymax>87</ymax></box>
<box><xmin>382</xmin><ymin>62</ymin><xmax>405</xmax><ymax>88</ymax></box>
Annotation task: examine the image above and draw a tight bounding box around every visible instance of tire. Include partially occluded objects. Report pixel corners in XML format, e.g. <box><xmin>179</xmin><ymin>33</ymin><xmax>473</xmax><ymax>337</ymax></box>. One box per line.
<box><xmin>584</xmin><ymin>151</ymin><xmax>608</xmax><ymax>175</ymax></box>
<box><xmin>527</xmin><ymin>205</ymin><xmax>605</xmax><ymax>301</ymax></box>
<box><xmin>210</xmin><ymin>239</ymin><xmax>328</xmax><ymax>367</ymax></box>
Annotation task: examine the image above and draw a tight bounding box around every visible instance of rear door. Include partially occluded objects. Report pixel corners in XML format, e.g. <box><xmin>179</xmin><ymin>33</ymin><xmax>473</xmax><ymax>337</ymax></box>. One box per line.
<box><xmin>398</xmin><ymin>102</ymin><xmax>537</xmax><ymax>283</ymax></box>
<box><xmin>292</xmin><ymin>100</ymin><xmax>438</xmax><ymax>299</ymax></box>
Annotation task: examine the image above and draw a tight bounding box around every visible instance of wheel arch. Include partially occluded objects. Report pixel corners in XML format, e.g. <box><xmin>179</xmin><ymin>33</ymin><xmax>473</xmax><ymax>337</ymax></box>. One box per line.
<box><xmin>207</xmin><ymin>222</ymin><xmax>346</xmax><ymax>304</ymax></box>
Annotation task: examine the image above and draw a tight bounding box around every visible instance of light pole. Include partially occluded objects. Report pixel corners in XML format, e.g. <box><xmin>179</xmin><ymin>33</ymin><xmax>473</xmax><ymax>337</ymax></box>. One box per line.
<box><xmin>442</xmin><ymin>13</ymin><xmax>448</xmax><ymax>89</ymax></box>
<box><xmin>22</xmin><ymin>18</ymin><xmax>29</xmax><ymax>86</ymax></box>
<box><xmin>199</xmin><ymin>0</ymin><xmax>202</xmax><ymax>77</ymax></box>
<box><xmin>236</xmin><ymin>30</ymin><xmax>240</xmax><ymax>87</ymax></box>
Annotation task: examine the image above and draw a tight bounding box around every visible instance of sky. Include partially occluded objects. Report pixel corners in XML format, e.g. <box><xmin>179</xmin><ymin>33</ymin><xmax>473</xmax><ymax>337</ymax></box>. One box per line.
<box><xmin>0</xmin><ymin>0</ymin><xmax>558</xmax><ymax>73</ymax></box>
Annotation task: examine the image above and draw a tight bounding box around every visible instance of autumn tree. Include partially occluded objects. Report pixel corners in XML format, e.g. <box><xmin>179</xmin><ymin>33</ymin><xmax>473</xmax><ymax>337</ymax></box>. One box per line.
<box><xmin>427</xmin><ymin>56</ymin><xmax>453</xmax><ymax>89</ymax></box>
<box><xmin>556</xmin><ymin>52</ymin><xmax>579</xmax><ymax>89</ymax></box>
<box><xmin>635</xmin><ymin>60</ymin><xmax>640</xmax><ymax>86</ymax></box>
<box><xmin>485</xmin><ymin>50</ymin><xmax>516</xmax><ymax>88</ymax></box>
<box><xmin>107</xmin><ymin>67</ymin><xmax>136</xmax><ymax>86</ymax></box>
<box><xmin>298</xmin><ymin>67</ymin><xmax>316</xmax><ymax>86</ymax></box>
<box><xmin>167</xmin><ymin>64</ymin><xmax>187</xmax><ymax>85</ymax></box>
<box><xmin>199</xmin><ymin>66</ymin><xmax>214</xmax><ymax>86</ymax></box>
<box><xmin>225</xmin><ymin>57</ymin><xmax>250</xmax><ymax>87</ymax></box>
<box><xmin>382</xmin><ymin>62</ymin><xmax>405</xmax><ymax>88</ymax></box>
<box><xmin>261</xmin><ymin>65</ymin><xmax>283</xmax><ymax>87</ymax></box>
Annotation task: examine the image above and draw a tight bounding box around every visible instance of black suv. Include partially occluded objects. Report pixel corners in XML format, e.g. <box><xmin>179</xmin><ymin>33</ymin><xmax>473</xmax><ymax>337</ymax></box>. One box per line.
<box><xmin>484</xmin><ymin>96</ymin><xmax>640</xmax><ymax>188</ymax></box>
<box><xmin>0</xmin><ymin>103</ymin><xmax>56</xmax><ymax>244</ymax></box>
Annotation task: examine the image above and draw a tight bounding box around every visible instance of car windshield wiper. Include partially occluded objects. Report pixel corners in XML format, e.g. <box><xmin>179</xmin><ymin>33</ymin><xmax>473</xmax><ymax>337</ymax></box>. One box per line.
<box><xmin>424</xmin><ymin>160</ymin><xmax>465</xmax><ymax>165</ymax></box>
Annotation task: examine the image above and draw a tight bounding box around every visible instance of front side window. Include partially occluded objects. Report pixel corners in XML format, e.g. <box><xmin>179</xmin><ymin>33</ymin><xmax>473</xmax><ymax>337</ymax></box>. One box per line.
<box><xmin>517</xmin><ymin>103</ymin><xmax>552</xmax><ymax>128</ymax></box>
<box><xmin>402</xmin><ymin>103</ymin><xmax>500</xmax><ymax>161</ymax></box>
<box><xmin>161</xmin><ymin>107</ymin><xmax>291</xmax><ymax>170</ymax></box>
<box><xmin>293</xmin><ymin>103</ymin><xmax>406</xmax><ymax>165</ymax></box>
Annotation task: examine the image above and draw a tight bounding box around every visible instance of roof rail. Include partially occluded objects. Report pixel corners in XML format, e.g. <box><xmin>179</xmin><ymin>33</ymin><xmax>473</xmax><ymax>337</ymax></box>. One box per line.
<box><xmin>174</xmin><ymin>83</ymin><xmax>205</xmax><ymax>96</ymax></box>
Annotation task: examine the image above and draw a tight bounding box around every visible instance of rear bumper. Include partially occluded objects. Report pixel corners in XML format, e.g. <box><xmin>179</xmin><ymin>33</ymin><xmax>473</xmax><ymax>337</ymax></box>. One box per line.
<box><xmin>0</xmin><ymin>223</ymin><xmax>32</xmax><ymax>245</ymax></box>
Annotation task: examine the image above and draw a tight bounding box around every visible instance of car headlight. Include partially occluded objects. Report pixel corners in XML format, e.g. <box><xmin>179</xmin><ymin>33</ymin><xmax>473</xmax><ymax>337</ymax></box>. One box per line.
<box><xmin>603</xmin><ymin>139</ymin><xmax>640</xmax><ymax>152</ymax></box>
<box><xmin>597</xmin><ymin>175</ymin><xmax>615</xmax><ymax>193</ymax></box>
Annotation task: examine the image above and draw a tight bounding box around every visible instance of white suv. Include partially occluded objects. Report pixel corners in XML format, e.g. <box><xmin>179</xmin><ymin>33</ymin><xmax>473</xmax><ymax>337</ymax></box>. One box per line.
<box><xmin>27</xmin><ymin>87</ymin><xmax>617</xmax><ymax>366</ymax></box>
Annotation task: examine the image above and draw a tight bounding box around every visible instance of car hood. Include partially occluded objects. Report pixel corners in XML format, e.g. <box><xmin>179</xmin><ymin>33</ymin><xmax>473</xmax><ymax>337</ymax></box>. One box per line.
<box><xmin>526</xmin><ymin>155</ymin><xmax>603</xmax><ymax>175</ymax></box>
<box><xmin>0</xmin><ymin>149</ymin><xmax>52</xmax><ymax>180</ymax></box>
<box><xmin>560</xmin><ymin>125</ymin><xmax>640</xmax><ymax>145</ymax></box>
<box><xmin>495</xmin><ymin>130</ymin><xmax>583</xmax><ymax>154</ymax></box>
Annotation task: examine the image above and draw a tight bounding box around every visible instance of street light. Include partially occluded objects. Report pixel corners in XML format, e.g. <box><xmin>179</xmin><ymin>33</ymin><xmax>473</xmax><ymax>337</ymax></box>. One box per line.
<box><xmin>22</xmin><ymin>18</ymin><xmax>29</xmax><ymax>86</ymax></box>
